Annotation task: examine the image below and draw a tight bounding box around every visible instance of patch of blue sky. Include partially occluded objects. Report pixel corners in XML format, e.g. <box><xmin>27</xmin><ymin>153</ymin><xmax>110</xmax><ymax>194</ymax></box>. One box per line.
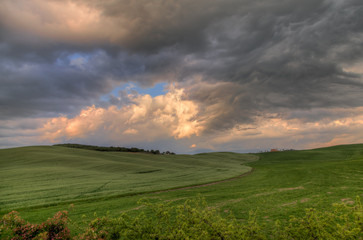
<box><xmin>68</xmin><ymin>53</ymin><xmax>90</xmax><ymax>68</ymax></box>
<box><xmin>100</xmin><ymin>82</ymin><xmax>168</xmax><ymax>102</ymax></box>
<box><xmin>56</xmin><ymin>52</ymin><xmax>90</xmax><ymax>67</ymax></box>
<box><xmin>112</xmin><ymin>82</ymin><xmax>168</xmax><ymax>97</ymax></box>
<box><xmin>135</xmin><ymin>82</ymin><xmax>168</xmax><ymax>97</ymax></box>
<box><xmin>68</xmin><ymin>52</ymin><xmax>88</xmax><ymax>60</ymax></box>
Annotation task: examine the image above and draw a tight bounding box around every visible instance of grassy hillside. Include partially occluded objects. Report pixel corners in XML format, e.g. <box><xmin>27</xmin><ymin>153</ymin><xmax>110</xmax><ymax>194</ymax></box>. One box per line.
<box><xmin>0</xmin><ymin>146</ymin><xmax>255</xmax><ymax>211</ymax></box>
<box><xmin>0</xmin><ymin>144</ymin><xmax>362</xmax><ymax>234</ymax></box>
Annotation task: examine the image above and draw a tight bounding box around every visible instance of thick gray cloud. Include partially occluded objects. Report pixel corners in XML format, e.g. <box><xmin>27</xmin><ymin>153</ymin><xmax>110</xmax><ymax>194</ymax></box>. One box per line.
<box><xmin>1</xmin><ymin>0</ymin><xmax>363</xmax><ymax>137</ymax></box>
<box><xmin>177</xmin><ymin>0</ymin><xmax>363</xmax><ymax>131</ymax></box>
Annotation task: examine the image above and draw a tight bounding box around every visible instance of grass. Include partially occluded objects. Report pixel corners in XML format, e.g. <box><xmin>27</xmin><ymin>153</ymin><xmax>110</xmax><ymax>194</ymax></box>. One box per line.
<box><xmin>0</xmin><ymin>144</ymin><xmax>362</xmax><ymax>233</ymax></box>
<box><xmin>0</xmin><ymin>146</ymin><xmax>255</xmax><ymax>211</ymax></box>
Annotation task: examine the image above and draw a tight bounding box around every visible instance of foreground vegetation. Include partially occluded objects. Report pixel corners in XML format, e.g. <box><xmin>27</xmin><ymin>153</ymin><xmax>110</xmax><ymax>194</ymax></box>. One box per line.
<box><xmin>1</xmin><ymin>197</ymin><xmax>362</xmax><ymax>239</ymax></box>
<box><xmin>0</xmin><ymin>144</ymin><xmax>362</xmax><ymax>238</ymax></box>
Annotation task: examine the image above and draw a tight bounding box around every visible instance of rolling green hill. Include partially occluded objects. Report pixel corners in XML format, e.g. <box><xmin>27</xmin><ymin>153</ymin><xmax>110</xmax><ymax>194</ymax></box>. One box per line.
<box><xmin>0</xmin><ymin>146</ymin><xmax>255</xmax><ymax>211</ymax></box>
<box><xmin>0</xmin><ymin>144</ymin><xmax>362</xmax><ymax>235</ymax></box>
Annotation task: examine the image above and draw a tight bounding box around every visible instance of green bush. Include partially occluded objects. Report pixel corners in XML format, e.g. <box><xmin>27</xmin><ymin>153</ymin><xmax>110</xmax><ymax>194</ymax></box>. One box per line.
<box><xmin>273</xmin><ymin>197</ymin><xmax>363</xmax><ymax>240</ymax></box>
<box><xmin>0</xmin><ymin>211</ymin><xmax>70</xmax><ymax>240</ymax></box>
<box><xmin>76</xmin><ymin>197</ymin><xmax>362</xmax><ymax>240</ymax></box>
<box><xmin>1</xmin><ymin>197</ymin><xmax>362</xmax><ymax>239</ymax></box>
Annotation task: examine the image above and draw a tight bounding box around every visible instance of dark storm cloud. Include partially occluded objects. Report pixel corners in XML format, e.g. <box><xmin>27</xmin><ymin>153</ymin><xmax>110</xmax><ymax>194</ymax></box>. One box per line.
<box><xmin>0</xmin><ymin>47</ymin><xmax>181</xmax><ymax>119</ymax></box>
<box><xmin>179</xmin><ymin>0</ymin><xmax>363</xmax><ymax>131</ymax></box>
<box><xmin>1</xmin><ymin>0</ymin><xmax>363</xmax><ymax>134</ymax></box>
<box><xmin>84</xmin><ymin>0</ymin><xmax>241</xmax><ymax>52</ymax></box>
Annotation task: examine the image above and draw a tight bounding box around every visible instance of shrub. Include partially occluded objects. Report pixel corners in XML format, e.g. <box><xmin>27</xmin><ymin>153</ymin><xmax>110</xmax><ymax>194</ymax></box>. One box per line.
<box><xmin>273</xmin><ymin>197</ymin><xmax>363</xmax><ymax>239</ymax></box>
<box><xmin>0</xmin><ymin>211</ymin><xmax>70</xmax><ymax>240</ymax></box>
<box><xmin>76</xmin><ymin>198</ymin><xmax>250</xmax><ymax>239</ymax></box>
<box><xmin>1</xmin><ymin>197</ymin><xmax>362</xmax><ymax>239</ymax></box>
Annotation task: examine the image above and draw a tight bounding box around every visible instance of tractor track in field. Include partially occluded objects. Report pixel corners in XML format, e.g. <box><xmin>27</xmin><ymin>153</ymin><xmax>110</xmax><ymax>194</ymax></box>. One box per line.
<box><xmin>120</xmin><ymin>168</ymin><xmax>255</xmax><ymax>213</ymax></box>
<box><xmin>152</xmin><ymin>168</ymin><xmax>254</xmax><ymax>194</ymax></box>
<box><xmin>4</xmin><ymin>169</ymin><xmax>255</xmax><ymax>213</ymax></box>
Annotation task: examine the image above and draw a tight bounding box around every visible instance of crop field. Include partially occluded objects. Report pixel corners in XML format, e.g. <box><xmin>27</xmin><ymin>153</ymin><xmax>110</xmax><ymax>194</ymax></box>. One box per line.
<box><xmin>0</xmin><ymin>146</ymin><xmax>255</xmax><ymax>211</ymax></box>
<box><xmin>0</xmin><ymin>144</ymin><xmax>362</xmax><ymax>236</ymax></box>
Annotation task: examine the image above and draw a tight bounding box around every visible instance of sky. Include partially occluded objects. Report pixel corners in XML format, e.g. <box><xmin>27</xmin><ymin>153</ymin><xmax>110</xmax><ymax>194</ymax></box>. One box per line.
<box><xmin>0</xmin><ymin>0</ymin><xmax>362</xmax><ymax>153</ymax></box>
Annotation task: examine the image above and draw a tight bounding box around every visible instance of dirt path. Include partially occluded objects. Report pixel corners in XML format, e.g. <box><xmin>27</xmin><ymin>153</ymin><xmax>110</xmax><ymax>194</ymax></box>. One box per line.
<box><xmin>153</xmin><ymin>168</ymin><xmax>254</xmax><ymax>194</ymax></box>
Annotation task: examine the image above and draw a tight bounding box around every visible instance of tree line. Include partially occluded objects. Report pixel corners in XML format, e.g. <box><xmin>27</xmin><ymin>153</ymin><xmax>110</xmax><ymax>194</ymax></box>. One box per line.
<box><xmin>54</xmin><ymin>143</ymin><xmax>175</xmax><ymax>155</ymax></box>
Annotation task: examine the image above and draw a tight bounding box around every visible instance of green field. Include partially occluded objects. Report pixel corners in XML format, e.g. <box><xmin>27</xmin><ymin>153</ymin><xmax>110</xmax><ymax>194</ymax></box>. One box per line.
<box><xmin>0</xmin><ymin>146</ymin><xmax>255</xmax><ymax>211</ymax></box>
<box><xmin>1</xmin><ymin>144</ymin><xmax>362</xmax><ymax>232</ymax></box>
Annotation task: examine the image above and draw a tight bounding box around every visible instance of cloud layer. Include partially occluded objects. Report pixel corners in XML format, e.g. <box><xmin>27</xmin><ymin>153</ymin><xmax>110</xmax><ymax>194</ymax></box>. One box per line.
<box><xmin>41</xmin><ymin>87</ymin><xmax>203</xmax><ymax>142</ymax></box>
<box><xmin>1</xmin><ymin>0</ymin><xmax>362</xmax><ymax>152</ymax></box>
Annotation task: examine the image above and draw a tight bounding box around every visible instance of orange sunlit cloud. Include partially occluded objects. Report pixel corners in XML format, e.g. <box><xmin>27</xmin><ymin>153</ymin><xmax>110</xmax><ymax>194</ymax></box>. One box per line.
<box><xmin>1</xmin><ymin>0</ymin><xmax>363</xmax><ymax>152</ymax></box>
<box><xmin>204</xmin><ymin>107</ymin><xmax>363</xmax><ymax>151</ymax></box>
<box><xmin>1</xmin><ymin>0</ymin><xmax>123</xmax><ymax>44</ymax></box>
<box><xmin>39</xmin><ymin>80</ymin><xmax>363</xmax><ymax>152</ymax></box>
<box><xmin>41</xmin><ymin>86</ymin><xmax>205</xmax><ymax>143</ymax></box>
